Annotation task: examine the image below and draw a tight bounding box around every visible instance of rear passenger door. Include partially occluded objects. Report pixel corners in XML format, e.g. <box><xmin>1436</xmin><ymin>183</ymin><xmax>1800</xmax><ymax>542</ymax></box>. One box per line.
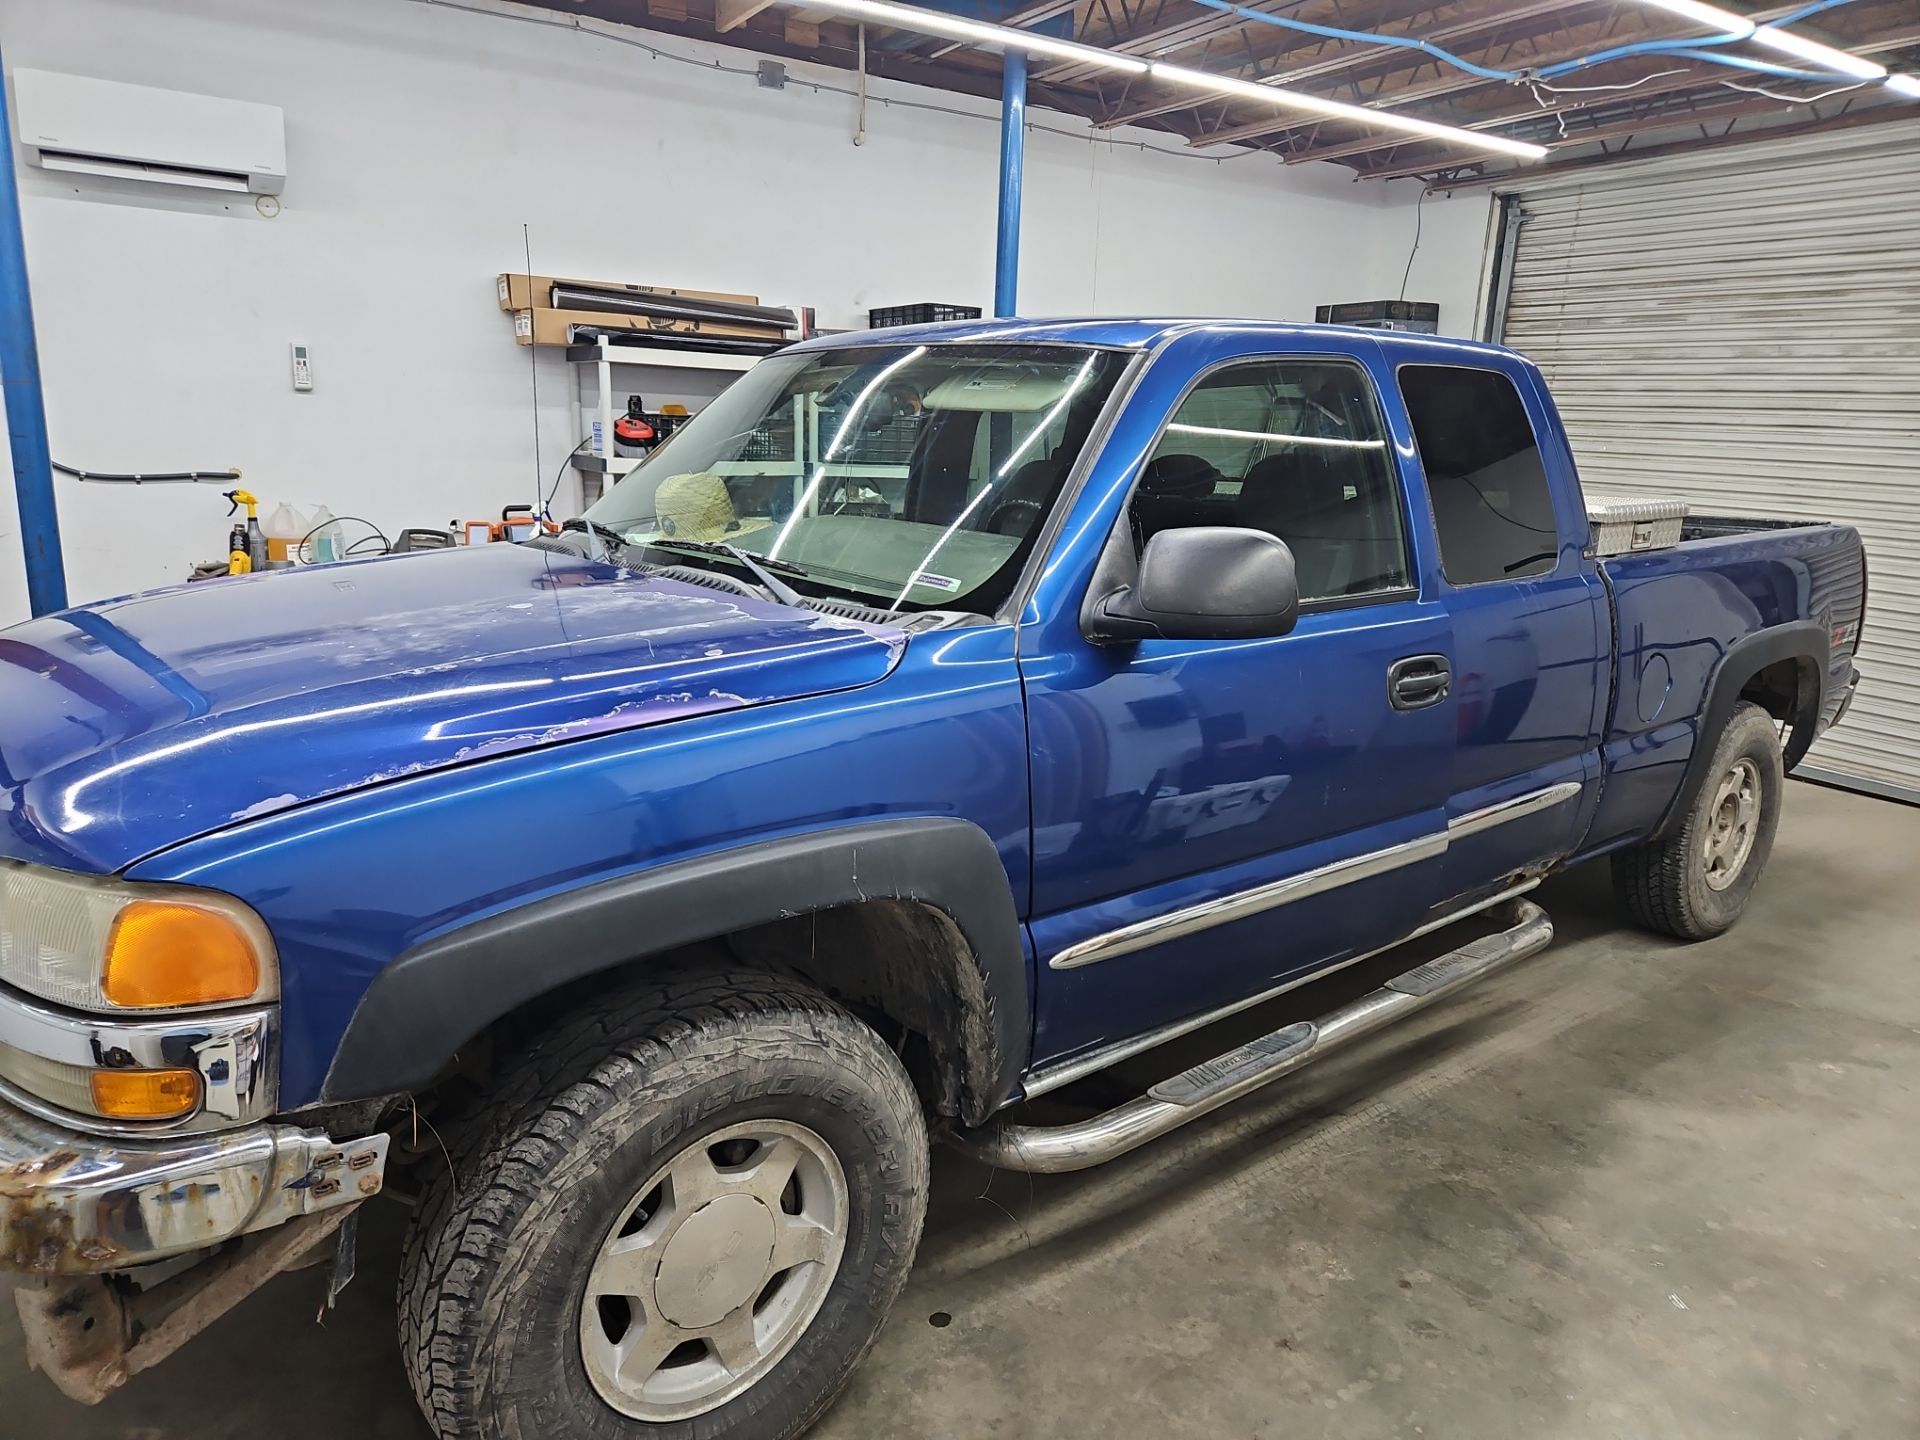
<box><xmin>1392</xmin><ymin>361</ymin><xmax>1608</xmax><ymax>901</ymax></box>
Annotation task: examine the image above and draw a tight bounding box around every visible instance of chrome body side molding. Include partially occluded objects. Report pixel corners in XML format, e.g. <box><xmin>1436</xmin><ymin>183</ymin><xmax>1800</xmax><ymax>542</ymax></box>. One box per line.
<box><xmin>1046</xmin><ymin>781</ymin><xmax>1581</xmax><ymax>972</ymax></box>
<box><xmin>1020</xmin><ymin>878</ymin><xmax>1540</xmax><ymax>1100</ymax></box>
<box><xmin>1446</xmin><ymin>780</ymin><xmax>1583</xmax><ymax>840</ymax></box>
<box><xmin>1048</xmin><ymin>833</ymin><xmax>1448</xmax><ymax>971</ymax></box>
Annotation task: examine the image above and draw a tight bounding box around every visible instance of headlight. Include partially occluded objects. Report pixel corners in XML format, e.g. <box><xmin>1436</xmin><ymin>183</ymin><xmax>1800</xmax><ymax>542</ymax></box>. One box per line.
<box><xmin>0</xmin><ymin>860</ymin><xmax>278</xmax><ymax>1013</ymax></box>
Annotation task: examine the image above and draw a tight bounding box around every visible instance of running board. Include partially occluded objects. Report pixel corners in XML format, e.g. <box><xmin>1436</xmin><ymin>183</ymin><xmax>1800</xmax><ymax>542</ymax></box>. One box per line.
<box><xmin>948</xmin><ymin>899</ymin><xmax>1554</xmax><ymax>1174</ymax></box>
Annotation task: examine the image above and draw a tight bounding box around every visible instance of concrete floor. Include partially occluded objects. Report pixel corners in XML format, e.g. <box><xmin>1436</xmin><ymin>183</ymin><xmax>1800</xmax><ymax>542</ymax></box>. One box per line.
<box><xmin>5</xmin><ymin>780</ymin><xmax>1916</xmax><ymax>1439</ymax></box>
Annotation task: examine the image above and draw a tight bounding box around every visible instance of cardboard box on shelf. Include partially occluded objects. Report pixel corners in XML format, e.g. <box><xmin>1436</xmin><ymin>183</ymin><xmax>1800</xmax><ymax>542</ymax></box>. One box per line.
<box><xmin>497</xmin><ymin>273</ymin><xmax>762</xmax><ymax>313</ymax></box>
<box><xmin>511</xmin><ymin>307</ymin><xmax>787</xmax><ymax>347</ymax></box>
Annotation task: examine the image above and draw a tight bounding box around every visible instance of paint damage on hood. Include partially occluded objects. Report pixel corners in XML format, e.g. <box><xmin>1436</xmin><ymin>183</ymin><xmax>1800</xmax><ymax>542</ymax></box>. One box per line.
<box><xmin>0</xmin><ymin>545</ymin><xmax>905</xmax><ymax>872</ymax></box>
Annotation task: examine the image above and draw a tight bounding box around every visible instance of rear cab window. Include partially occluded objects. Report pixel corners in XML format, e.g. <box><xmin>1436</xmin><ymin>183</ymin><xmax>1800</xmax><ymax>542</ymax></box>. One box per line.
<box><xmin>1396</xmin><ymin>364</ymin><xmax>1560</xmax><ymax>585</ymax></box>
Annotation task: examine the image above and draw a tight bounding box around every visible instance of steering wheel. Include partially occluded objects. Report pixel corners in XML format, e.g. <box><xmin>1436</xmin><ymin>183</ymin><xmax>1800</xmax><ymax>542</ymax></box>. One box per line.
<box><xmin>984</xmin><ymin>497</ymin><xmax>1042</xmax><ymax>536</ymax></box>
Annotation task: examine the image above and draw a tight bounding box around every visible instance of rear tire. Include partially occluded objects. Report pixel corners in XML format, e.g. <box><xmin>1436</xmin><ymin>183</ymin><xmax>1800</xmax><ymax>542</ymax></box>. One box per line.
<box><xmin>398</xmin><ymin>969</ymin><xmax>928</xmax><ymax>1440</ymax></box>
<box><xmin>1612</xmin><ymin>700</ymin><xmax>1784</xmax><ymax>941</ymax></box>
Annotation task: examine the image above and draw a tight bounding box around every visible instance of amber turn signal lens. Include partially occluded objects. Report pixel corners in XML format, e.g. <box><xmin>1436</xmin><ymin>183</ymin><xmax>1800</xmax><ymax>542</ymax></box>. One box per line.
<box><xmin>90</xmin><ymin>1068</ymin><xmax>201</xmax><ymax>1121</ymax></box>
<box><xmin>102</xmin><ymin>900</ymin><xmax>261</xmax><ymax>1009</ymax></box>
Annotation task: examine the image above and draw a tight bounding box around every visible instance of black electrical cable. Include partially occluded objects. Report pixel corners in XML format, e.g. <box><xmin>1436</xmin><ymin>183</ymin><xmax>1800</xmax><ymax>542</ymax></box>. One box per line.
<box><xmin>296</xmin><ymin>516</ymin><xmax>391</xmax><ymax>565</ymax></box>
<box><xmin>54</xmin><ymin>462</ymin><xmax>241</xmax><ymax>483</ymax></box>
<box><xmin>1398</xmin><ymin>187</ymin><xmax>1426</xmax><ymax>303</ymax></box>
<box><xmin>545</xmin><ymin>437</ymin><xmax>594</xmax><ymax>517</ymax></box>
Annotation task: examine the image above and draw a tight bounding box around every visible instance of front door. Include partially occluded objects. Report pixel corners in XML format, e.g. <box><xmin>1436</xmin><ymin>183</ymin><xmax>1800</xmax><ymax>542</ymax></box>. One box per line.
<box><xmin>1019</xmin><ymin>332</ymin><xmax>1456</xmax><ymax>1070</ymax></box>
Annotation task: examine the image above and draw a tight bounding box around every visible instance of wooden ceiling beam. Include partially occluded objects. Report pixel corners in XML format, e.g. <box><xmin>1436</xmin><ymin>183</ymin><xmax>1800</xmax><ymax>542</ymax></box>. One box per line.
<box><xmin>715</xmin><ymin>0</ymin><xmax>779</xmax><ymax>32</ymax></box>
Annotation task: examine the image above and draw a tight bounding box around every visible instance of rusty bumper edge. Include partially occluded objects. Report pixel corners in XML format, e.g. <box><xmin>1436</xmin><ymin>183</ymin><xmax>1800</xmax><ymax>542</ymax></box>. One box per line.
<box><xmin>16</xmin><ymin>1205</ymin><xmax>361</xmax><ymax>1404</ymax></box>
<box><xmin>0</xmin><ymin>1095</ymin><xmax>389</xmax><ymax>1275</ymax></box>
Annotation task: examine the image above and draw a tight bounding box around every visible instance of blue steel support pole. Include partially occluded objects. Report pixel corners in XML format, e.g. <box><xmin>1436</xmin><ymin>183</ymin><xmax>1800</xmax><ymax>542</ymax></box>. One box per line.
<box><xmin>993</xmin><ymin>49</ymin><xmax>1027</xmax><ymax>319</ymax></box>
<box><xmin>0</xmin><ymin>52</ymin><xmax>67</xmax><ymax>616</ymax></box>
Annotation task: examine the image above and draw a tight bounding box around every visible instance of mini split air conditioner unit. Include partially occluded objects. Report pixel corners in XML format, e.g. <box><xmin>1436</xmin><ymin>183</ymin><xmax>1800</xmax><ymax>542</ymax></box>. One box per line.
<box><xmin>13</xmin><ymin>69</ymin><xmax>286</xmax><ymax>196</ymax></box>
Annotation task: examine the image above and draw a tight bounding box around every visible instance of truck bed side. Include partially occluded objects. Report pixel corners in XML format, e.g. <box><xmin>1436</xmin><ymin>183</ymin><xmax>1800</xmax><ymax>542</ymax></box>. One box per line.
<box><xmin>1579</xmin><ymin>518</ymin><xmax>1865</xmax><ymax>856</ymax></box>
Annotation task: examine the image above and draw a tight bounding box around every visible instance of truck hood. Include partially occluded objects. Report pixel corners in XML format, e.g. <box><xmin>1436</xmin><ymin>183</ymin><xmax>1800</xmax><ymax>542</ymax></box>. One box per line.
<box><xmin>0</xmin><ymin>545</ymin><xmax>905</xmax><ymax>873</ymax></box>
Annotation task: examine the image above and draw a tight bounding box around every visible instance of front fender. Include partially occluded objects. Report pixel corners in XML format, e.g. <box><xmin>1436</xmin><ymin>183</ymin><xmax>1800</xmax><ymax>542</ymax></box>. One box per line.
<box><xmin>322</xmin><ymin>818</ymin><xmax>1029</xmax><ymax>1116</ymax></box>
<box><xmin>125</xmin><ymin>623</ymin><xmax>1034</xmax><ymax>1114</ymax></box>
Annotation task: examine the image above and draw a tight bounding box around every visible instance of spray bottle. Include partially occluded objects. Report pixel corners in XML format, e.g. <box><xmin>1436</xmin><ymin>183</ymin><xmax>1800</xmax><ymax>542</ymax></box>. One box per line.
<box><xmin>224</xmin><ymin>489</ymin><xmax>266</xmax><ymax>575</ymax></box>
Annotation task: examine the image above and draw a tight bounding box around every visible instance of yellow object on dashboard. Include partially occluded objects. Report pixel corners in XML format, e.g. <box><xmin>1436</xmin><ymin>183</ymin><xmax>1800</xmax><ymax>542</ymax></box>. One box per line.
<box><xmin>654</xmin><ymin>472</ymin><xmax>738</xmax><ymax>543</ymax></box>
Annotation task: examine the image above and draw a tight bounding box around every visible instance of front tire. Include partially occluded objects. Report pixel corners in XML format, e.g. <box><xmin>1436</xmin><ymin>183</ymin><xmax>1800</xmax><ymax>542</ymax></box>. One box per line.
<box><xmin>1612</xmin><ymin>699</ymin><xmax>1785</xmax><ymax>940</ymax></box>
<box><xmin>399</xmin><ymin>971</ymin><xmax>929</xmax><ymax>1440</ymax></box>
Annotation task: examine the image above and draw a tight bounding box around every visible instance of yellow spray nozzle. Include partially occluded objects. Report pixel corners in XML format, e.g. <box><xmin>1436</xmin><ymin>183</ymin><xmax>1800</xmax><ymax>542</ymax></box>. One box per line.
<box><xmin>224</xmin><ymin>488</ymin><xmax>259</xmax><ymax>518</ymax></box>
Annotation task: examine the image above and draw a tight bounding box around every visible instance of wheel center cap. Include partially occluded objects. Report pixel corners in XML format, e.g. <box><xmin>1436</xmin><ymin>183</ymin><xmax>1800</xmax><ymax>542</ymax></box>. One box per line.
<box><xmin>653</xmin><ymin>1193</ymin><xmax>776</xmax><ymax>1329</ymax></box>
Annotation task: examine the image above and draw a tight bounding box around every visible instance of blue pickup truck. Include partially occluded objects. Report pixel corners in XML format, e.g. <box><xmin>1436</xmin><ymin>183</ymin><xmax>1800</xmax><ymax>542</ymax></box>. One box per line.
<box><xmin>0</xmin><ymin>320</ymin><xmax>1865</xmax><ymax>1438</ymax></box>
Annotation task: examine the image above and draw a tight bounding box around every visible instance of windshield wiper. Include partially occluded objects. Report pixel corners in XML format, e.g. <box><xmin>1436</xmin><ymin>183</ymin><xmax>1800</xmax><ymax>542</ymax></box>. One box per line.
<box><xmin>644</xmin><ymin>538</ymin><xmax>811</xmax><ymax>608</ymax></box>
<box><xmin>560</xmin><ymin>516</ymin><xmax>632</xmax><ymax>559</ymax></box>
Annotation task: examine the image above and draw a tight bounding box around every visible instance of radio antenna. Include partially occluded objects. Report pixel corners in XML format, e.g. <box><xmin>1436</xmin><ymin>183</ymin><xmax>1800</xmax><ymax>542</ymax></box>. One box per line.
<box><xmin>524</xmin><ymin>223</ymin><xmax>544</xmax><ymax>515</ymax></box>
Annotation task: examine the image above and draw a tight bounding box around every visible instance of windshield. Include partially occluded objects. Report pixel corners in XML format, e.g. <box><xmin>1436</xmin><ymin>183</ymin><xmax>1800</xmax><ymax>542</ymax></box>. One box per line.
<box><xmin>582</xmin><ymin>342</ymin><xmax>1130</xmax><ymax>614</ymax></box>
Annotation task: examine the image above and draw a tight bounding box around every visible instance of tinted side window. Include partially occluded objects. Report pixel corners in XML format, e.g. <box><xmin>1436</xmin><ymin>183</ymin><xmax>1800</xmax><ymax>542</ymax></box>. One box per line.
<box><xmin>1133</xmin><ymin>360</ymin><xmax>1411</xmax><ymax>602</ymax></box>
<box><xmin>1398</xmin><ymin>365</ymin><xmax>1559</xmax><ymax>585</ymax></box>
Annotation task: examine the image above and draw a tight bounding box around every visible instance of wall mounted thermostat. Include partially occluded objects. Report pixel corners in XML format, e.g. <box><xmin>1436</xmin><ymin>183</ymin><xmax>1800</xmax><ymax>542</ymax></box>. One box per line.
<box><xmin>291</xmin><ymin>342</ymin><xmax>313</xmax><ymax>391</ymax></box>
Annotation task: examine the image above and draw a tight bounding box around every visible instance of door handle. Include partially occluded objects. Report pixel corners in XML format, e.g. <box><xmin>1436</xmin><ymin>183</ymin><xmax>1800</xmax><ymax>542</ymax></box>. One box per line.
<box><xmin>1388</xmin><ymin>654</ymin><xmax>1451</xmax><ymax>710</ymax></box>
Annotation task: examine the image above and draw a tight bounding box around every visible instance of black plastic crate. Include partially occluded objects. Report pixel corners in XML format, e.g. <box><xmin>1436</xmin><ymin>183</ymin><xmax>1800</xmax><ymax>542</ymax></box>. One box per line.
<box><xmin>868</xmin><ymin>303</ymin><xmax>982</xmax><ymax>329</ymax></box>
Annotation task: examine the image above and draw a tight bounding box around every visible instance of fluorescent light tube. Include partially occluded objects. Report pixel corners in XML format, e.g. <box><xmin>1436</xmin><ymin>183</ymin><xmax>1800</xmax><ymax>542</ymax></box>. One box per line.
<box><xmin>793</xmin><ymin>1</ymin><xmax>1548</xmax><ymax>161</ymax></box>
<box><xmin>1629</xmin><ymin>0</ymin><xmax>1754</xmax><ymax>29</ymax></box>
<box><xmin>1883</xmin><ymin>73</ymin><xmax>1920</xmax><ymax>98</ymax></box>
<box><xmin>1630</xmin><ymin>0</ymin><xmax>1885</xmax><ymax>80</ymax></box>
<box><xmin>1151</xmin><ymin>62</ymin><xmax>1550</xmax><ymax>158</ymax></box>
<box><xmin>1749</xmin><ymin>26</ymin><xmax>1885</xmax><ymax>78</ymax></box>
<box><xmin>810</xmin><ymin>0</ymin><xmax>1149</xmax><ymax>72</ymax></box>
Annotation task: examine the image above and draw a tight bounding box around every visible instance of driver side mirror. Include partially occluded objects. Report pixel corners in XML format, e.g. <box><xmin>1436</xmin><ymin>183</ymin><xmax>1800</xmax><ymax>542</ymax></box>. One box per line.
<box><xmin>1085</xmin><ymin>527</ymin><xmax>1301</xmax><ymax>644</ymax></box>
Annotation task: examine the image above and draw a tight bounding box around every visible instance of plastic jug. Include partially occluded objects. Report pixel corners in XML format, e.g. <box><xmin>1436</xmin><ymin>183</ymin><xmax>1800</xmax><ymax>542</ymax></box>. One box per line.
<box><xmin>264</xmin><ymin>502</ymin><xmax>308</xmax><ymax>564</ymax></box>
<box><xmin>308</xmin><ymin>505</ymin><xmax>345</xmax><ymax>563</ymax></box>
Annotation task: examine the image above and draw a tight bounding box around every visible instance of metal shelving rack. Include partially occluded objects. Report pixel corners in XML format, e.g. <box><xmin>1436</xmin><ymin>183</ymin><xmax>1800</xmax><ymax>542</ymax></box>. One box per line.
<box><xmin>565</xmin><ymin>336</ymin><xmax>764</xmax><ymax>503</ymax></box>
<box><xmin>563</xmin><ymin>334</ymin><xmax>911</xmax><ymax>512</ymax></box>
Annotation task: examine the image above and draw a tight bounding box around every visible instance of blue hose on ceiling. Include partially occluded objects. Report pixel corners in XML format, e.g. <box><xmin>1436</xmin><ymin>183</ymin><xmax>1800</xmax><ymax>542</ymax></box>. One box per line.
<box><xmin>1183</xmin><ymin>0</ymin><xmax>1520</xmax><ymax>80</ymax></box>
<box><xmin>1536</xmin><ymin>0</ymin><xmax>1869</xmax><ymax>78</ymax></box>
<box><xmin>1181</xmin><ymin>0</ymin><xmax>1872</xmax><ymax>86</ymax></box>
<box><xmin>1595</xmin><ymin>48</ymin><xmax>1862</xmax><ymax>81</ymax></box>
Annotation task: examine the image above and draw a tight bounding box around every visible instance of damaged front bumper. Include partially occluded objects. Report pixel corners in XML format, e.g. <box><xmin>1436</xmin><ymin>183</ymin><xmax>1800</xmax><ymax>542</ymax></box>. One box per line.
<box><xmin>2</xmin><ymin>1096</ymin><xmax>391</xmax><ymax>1402</ymax></box>
<box><xmin>0</xmin><ymin>1096</ymin><xmax>388</xmax><ymax>1275</ymax></box>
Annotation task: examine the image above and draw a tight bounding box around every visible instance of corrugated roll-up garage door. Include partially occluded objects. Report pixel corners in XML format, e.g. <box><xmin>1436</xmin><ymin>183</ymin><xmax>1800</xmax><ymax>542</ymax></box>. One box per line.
<box><xmin>1500</xmin><ymin>119</ymin><xmax>1920</xmax><ymax>802</ymax></box>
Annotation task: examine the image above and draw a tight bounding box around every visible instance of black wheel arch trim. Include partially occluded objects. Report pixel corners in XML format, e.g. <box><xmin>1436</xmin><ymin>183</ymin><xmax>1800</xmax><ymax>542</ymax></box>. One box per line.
<box><xmin>322</xmin><ymin>817</ymin><xmax>1030</xmax><ymax>1117</ymax></box>
<box><xmin>1656</xmin><ymin>620</ymin><xmax>1829</xmax><ymax>839</ymax></box>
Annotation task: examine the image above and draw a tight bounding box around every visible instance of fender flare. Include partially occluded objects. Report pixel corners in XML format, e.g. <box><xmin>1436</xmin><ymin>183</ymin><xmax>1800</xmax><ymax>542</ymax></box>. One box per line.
<box><xmin>321</xmin><ymin>817</ymin><xmax>1029</xmax><ymax>1114</ymax></box>
<box><xmin>1656</xmin><ymin>620</ymin><xmax>1829</xmax><ymax>838</ymax></box>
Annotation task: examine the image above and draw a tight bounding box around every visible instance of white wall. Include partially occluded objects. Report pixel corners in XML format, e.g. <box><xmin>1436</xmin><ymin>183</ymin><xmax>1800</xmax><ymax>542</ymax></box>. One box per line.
<box><xmin>0</xmin><ymin>0</ymin><xmax>1489</xmax><ymax>622</ymax></box>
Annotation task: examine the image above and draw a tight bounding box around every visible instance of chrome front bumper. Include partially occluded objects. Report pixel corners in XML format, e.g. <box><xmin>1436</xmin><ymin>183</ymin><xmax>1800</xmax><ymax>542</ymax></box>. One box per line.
<box><xmin>0</xmin><ymin>1098</ymin><xmax>388</xmax><ymax>1274</ymax></box>
<box><xmin>0</xmin><ymin>983</ymin><xmax>277</xmax><ymax>1135</ymax></box>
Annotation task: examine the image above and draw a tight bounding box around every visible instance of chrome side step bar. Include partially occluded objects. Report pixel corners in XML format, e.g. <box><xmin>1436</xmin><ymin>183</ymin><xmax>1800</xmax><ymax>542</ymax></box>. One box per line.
<box><xmin>949</xmin><ymin>899</ymin><xmax>1554</xmax><ymax>1174</ymax></box>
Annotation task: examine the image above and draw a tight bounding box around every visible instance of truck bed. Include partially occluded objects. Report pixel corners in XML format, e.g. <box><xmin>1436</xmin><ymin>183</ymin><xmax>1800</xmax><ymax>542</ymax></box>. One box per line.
<box><xmin>1583</xmin><ymin>514</ymin><xmax>1866</xmax><ymax>855</ymax></box>
<box><xmin>1678</xmin><ymin>513</ymin><xmax>1849</xmax><ymax>541</ymax></box>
